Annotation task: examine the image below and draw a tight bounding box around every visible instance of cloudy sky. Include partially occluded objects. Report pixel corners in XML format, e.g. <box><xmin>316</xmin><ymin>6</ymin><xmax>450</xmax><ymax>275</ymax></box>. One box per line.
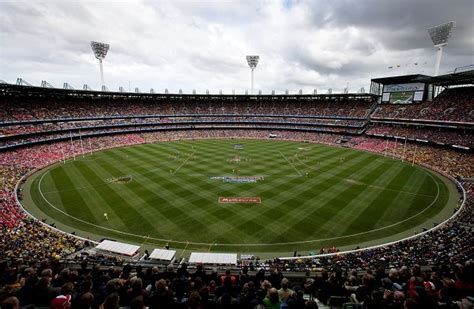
<box><xmin>1</xmin><ymin>0</ymin><xmax>473</xmax><ymax>94</ymax></box>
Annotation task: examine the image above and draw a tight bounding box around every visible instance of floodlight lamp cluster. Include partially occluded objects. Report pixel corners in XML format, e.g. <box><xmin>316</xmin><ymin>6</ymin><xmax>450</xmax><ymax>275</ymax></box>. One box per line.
<box><xmin>428</xmin><ymin>21</ymin><xmax>455</xmax><ymax>47</ymax></box>
<box><xmin>91</xmin><ymin>41</ymin><xmax>110</xmax><ymax>60</ymax></box>
<box><xmin>246</xmin><ymin>55</ymin><xmax>259</xmax><ymax>69</ymax></box>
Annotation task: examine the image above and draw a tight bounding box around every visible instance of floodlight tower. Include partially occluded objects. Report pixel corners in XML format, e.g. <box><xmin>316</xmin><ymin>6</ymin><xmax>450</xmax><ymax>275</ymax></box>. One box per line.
<box><xmin>427</xmin><ymin>21</ymin><xmax>455</xmax><ymax>76</ymax></box>
<box><xmin>91</xmin><ymin>41</ymin><xmax>110</xmax><ymax>88</ymax></box>
<box><xmin>246</xmin><ymin>55</ymin><xmax>259</xmax><ymax>94</ymax></box>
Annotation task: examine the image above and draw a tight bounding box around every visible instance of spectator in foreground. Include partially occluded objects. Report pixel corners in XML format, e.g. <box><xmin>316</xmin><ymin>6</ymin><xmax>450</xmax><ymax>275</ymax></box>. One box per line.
<box><xmin>278</xmin><ymin>278</ymin><xmax>294</xmax><ymax>303</ymax></box>
<box><xmin>263</xmin><ymin>288</ymin><xmax>281</xmax><ymax>309</ymax></box>
<box><xmin>1</xmin><ymin>296</ymin><xmax>20</xmax><ymax>309</ymax></box>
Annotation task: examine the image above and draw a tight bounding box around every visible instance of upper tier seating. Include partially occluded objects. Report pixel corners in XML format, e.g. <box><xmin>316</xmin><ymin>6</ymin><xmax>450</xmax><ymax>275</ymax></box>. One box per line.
<box><xmin>373</xmin><ymin>87</ymin><xmax>474</xmax><ymax>122</ymax></box>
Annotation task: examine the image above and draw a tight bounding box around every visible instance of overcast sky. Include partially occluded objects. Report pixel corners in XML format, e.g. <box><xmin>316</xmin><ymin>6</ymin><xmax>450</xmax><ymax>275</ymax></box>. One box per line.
<box><xmin>1</xmin><ymin>0</ymin><xmax>473</xmax><ymax>94</ymax></box>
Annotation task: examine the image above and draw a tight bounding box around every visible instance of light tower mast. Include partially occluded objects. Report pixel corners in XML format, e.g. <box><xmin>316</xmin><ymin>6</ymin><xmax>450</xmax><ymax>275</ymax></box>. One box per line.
<box><xmin>90</xmin><ymin>41</ymin><xmax>110</xmax><ymax>89</ymax></box>
<box><xmin>246</xmin><ymin>55</ymin><xmax>259</xmax><ymax>94</ymax></box>
<box><xmin>427</xmin><ymin>21</ymin><xmax>455</xmax><ymax>76</ymax></box>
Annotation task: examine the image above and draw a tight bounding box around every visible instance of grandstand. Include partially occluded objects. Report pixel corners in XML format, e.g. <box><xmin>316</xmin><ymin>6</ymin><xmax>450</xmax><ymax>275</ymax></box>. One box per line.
<box><xmin>3</xmin><ymin>0</ymin><xmax>474</xmax><ymax>305</ymax></box>
<box><xmin>0</xmin><ymin>70</ymin><xmax>473</xmax><ymax>308</ymax></box>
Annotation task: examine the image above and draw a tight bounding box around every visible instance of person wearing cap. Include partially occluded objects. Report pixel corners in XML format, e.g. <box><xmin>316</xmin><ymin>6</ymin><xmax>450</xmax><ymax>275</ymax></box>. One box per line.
<box><xmin>50</xmin><ymin>282</ymin><xmax>74</xmax><ymax>309</ymax></box>
<box><xmin>49</xmin><ymin>294</ymin><xmax>71</xmax><ymax>309</ymax></box>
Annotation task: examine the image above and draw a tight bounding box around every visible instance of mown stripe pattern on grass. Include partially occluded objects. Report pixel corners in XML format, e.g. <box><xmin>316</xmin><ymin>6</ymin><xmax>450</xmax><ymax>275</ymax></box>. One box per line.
<box><xmin>29</xmin><ymin>139</ymin><xmax>452</xmax><ymax>252</ymax></box>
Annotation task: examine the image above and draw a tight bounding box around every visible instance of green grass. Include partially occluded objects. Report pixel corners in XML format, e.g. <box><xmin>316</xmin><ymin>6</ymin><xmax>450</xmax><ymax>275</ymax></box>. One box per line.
<box><xmin>22</xmin><ymin>139</ymin><xmax>458</xmax><ymax>253</ymax></box>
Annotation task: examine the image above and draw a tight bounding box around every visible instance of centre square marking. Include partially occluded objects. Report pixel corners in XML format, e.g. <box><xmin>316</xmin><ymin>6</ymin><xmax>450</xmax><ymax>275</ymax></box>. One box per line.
<box><xmin>218</xmin><ymin>197</ymin><xmax>262</xmax><ymax>204</ymax></box>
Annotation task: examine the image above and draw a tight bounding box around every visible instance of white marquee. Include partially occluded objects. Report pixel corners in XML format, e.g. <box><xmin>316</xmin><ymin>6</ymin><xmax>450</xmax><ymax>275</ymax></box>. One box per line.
<box><xmin>149</xmin><ymin>248</ymin><xmax>176</xmax><ymax>261</ymax></box>
<box><xmin>95</xmin><ymin>240</ymin><xmax>140</xmax><ymax>256</ymax></box>
<box><xmin>189</xmin><ymin>252</ymin><xmax>237</xmax><ymax>265</ymax></box>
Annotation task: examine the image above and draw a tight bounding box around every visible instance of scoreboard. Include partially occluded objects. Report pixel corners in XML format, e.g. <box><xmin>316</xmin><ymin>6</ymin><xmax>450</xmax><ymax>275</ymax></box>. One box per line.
<box><xmin>381</xmin><ymin>82</ymin><xmax>426</xmax><ymax>104</ymax></box>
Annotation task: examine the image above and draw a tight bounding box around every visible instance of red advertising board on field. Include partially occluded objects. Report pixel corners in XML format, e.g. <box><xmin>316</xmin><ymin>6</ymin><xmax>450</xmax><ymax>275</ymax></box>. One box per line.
<box><xmin>218</xmin><ymin>197</ymin><xmax>261</xmax><ymax>204</ymax></box>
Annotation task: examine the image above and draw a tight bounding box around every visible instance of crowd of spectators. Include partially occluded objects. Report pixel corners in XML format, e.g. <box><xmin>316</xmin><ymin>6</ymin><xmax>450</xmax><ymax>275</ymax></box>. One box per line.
<box><xmin>0</xmin><ymin>97</ymin><xmax>375</xmax><ymax>123</ymax></box>
<box><xmin>252</xmin><ymin>180</ymin><xmax>472</xmax><ymax>268</ymax></box>
<box><xmin>0</xmin><ymin>97</ymin><xmax>372</xmax><ymax>147</ymax></box>
<box><xmin>0</xmin><ymin>130</ymin><xmax>472</xmax><ymax>263</ymax></box>
<box><xmin>137</xmin><ymin>130</ymin><xmax>341</xmax><ymax>146</ymax></box>
<box><xmin>0</xmin><ymin>249</ymin><xmax>472</xmax><ymax>308</ymax></box>
<box><xmin>0</xmin><ymin>135</ymin><xmax>145</xmax><ymax>261</ymax></box>
<box><xmin>0</xmin><ymin>121</ymin><xmax>363</xmax><ymax>148</ymax></box>
<box><xmin>0</xmin><ymin>117</ymin><xmax>365</xmax><ymax>137</ymax></box>
<box><xmin>373</xmin><ymin>87</ymin><xmax>474</xmax><ymax>122</ymax></box>
<box><xmin>3</xmin><ymin>87</ymin><xmax>472</xmax><ymax>151</ymax></box>
<box><xmin>2</xmin><ymin>219</ymin><xmax>88</xmax><ymax>263</ymax></box>
<box><xmin>366</xmin><ymin>125</ymin><xmax>474</xmax><ymax>148</ymax></box>
<box><xmin>350</xmin><ymin>136</ymin><xmax>473</xmax><ymax>178</ymax></box>
<box><xmin>0</xmin><ymin>92</ymin><xmax>472</xmax><ymax>308</ymax></box>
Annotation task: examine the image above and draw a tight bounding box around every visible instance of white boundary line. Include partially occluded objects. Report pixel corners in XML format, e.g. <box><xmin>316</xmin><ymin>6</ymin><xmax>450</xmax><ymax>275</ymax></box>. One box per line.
<box><xmin>24</xmin><ymin>139</ymin><xmax>455</xmax><ymax>248</ymax></box>
<box><xmin>15</xmin><ymin>171</ymin><xmax>99</xmax><ymax>245</ymax></box>
<box><xmin>280</xmin><ymin>169</ymin><xmax>466</xmax><ymax>260</ymax></box>
<box><xmin>10</xmin><ymin>136</ymin><xmax>466</xmax><ymax>255</ymax></box>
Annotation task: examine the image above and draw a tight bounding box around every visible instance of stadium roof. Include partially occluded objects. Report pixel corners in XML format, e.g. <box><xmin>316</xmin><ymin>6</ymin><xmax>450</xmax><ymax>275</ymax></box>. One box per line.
<box><xmin>371</xmin><ymin>74</ymin><xmax>432</xmax><ymax>84</ymax></box>
<box><xmin>417</xmin><ymin>69</ymin><xmax>474</xmax><ymax>86</ymax></box>
<box><xmin>371</xmin><ymin>70</ymin><xmax>474</xmax><ymax>86</ymax></box>
<box><xmin>0</xmin><ymin>83</ymin><xmax>376</xmax><ymax>100</ymax></box>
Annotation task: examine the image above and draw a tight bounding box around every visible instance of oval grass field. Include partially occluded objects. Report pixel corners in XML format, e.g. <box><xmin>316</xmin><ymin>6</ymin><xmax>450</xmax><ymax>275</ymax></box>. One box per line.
<box><xmin>22</xmin><ymin>139</ymin><xmax>458</xmax><ymax>253</ymax></box>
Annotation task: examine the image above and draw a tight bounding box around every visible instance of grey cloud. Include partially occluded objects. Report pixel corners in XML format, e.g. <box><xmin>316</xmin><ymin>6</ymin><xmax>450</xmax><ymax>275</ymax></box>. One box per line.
<box><xmin>310</xmin><ymin>0</ymin><xmax>472</xmax><ymax>30</ymax></box>
<box><xmin>306</xmin><ymin>0</ymin><xmax>473</xmax><ymax>53</ymax></box>
<box><xmin>1</xmin><ymin>0</ymin><xmax>472</xmax><ymax>93</ymax></box>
